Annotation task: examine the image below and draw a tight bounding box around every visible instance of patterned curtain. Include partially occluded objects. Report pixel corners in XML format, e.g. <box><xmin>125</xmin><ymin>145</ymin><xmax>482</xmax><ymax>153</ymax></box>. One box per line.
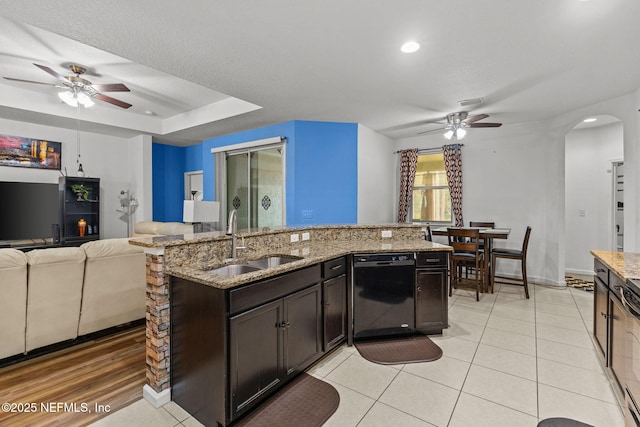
<box><xmin>397</xmin><ymin>148</ymin><xmax>419</xmax><ymax>223</ymax></box>
<box><xmin>443</xmin><ymin>144</ymin><xmax>463</xmax><ymax>226</ymax></box>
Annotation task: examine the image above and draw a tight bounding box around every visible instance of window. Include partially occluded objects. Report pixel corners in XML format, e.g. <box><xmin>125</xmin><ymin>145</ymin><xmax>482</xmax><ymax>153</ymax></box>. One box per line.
<box><xmin>411</xmin><ymin>152</ymin><xmax>452</xmax><ymax>223</ymax></box>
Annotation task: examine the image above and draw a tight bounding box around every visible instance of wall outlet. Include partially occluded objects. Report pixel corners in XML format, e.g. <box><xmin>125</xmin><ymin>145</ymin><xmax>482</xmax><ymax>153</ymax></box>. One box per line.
<box><xmin>302</xmin><ymin>210</ymin><xmax>313</xmax><ymax>219</ymax></box>
<box><xmin>290</xmin><ymin>233</ymin><xmax>300</xmax><ymax>243</ymax></box>
<box><xmin>578</xmin><ymin>209</ymin><xmax>586</xmax><ymax>217</ymax></box>
<box><xmin>302</xmin><ymin>232</ymin><xmax>310</xmax><ymax>241</ymax></box>
<box><xmin>381</xmin><ymin>230</ymin><xmax>393</xmax><ymax>238</ymax></box>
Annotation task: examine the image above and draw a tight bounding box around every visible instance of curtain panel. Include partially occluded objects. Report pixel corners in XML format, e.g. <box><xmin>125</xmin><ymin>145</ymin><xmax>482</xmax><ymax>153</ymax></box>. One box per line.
<box><xmin>442</xmin><ymin>144</ymin><xmax>463</xmax><ymax>226</ymax></box>
<box><xmin>397</xmin><ymin>148</ymin><xmax>419</xmax><ymax>223</ymax></box>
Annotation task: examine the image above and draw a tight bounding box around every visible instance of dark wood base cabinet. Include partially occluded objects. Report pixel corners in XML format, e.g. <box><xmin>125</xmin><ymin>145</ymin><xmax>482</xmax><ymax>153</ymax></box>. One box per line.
<box><xmin>592</xmin><ymin>258</ymin><xmax>625</xmax><ymax>401</ymax></box>
<box><xmin>415</xmin><ymin>252</ymin><xmax>448</xmax><ymax>334</ymax></box>
<box><xmin>171</xmin><ymin>258</ymin><xmax>347</xmax><ymax>427</ymax></box>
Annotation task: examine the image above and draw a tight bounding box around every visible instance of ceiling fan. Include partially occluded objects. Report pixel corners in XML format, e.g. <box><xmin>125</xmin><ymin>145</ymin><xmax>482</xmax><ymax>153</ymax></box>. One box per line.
<box><xmin>3</xmin><ymin>63</ymin><xmax>132</xmax><ymax>109</ymax></box>
<box><xmin>418</xmin><ymin>112</ymin><xmax>502</xmax><ymax>140</ymax></box>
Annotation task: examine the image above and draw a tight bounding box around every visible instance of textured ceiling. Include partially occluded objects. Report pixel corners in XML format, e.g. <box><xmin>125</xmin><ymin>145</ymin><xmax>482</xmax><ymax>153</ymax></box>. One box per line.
<box><xmin>0</xmin><ymin>0</ymin><xmax>639</xmax><ymax>146</ymax></box>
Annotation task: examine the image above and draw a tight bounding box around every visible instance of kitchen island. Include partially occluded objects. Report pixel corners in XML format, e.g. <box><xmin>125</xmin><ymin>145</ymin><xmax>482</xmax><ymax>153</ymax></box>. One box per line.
<box><xmin>130</xmin><ymin>224</ymin><xmax>451</xmax><ymax>426</ymax></box>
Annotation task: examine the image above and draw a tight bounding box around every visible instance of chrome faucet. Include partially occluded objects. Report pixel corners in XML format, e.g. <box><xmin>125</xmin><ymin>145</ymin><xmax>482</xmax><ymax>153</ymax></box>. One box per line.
<box><xmin>226</xmin><ymin>209</ymin><xmax>244</xmax><ymax>258</ymax></box>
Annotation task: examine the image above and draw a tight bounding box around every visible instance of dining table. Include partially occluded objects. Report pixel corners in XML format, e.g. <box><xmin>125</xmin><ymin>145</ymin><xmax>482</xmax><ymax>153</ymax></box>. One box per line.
<box><xmin>431</xmin><ymin>226</ymin><xmax>511</xmax><ymax>293</ymax></box>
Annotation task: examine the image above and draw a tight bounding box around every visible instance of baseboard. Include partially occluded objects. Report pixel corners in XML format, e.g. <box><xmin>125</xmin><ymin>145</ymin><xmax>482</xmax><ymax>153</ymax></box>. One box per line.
<box><xmin>143</xmin><ymin>384</ymin><xmax>171</xmax><ymax>408</ymax></box>
<box><xmin>493</xmin><ymin>272</ymin><xmax>566</xmax><ymax>288</ymax></box>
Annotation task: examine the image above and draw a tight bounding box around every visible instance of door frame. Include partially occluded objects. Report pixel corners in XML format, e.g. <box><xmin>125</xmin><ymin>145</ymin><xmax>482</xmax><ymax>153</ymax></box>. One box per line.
<box><xmin>213</xmin><ymin>137</ymin><xmax>286</xmax><ymax>229</ymax></box>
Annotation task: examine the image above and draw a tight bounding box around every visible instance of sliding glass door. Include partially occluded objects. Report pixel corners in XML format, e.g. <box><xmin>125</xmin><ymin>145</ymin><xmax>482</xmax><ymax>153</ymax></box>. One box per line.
<box><xmin>226</xmin><ymin>145</ymin><xmax>284</xmax><ymax>230</ymax></box>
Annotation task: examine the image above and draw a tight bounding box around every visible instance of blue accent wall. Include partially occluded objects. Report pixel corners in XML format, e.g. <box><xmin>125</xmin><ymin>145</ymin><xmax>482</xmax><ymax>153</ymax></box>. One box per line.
<box><xmin>153</xmin><ymin>120</ymin><xmax>358</xmax><ymax>225</ymax></box>
<box><xmin>152</xmin><ymin>143</ymin><xmax>187</xmax><ymax>222</ymax></box>
<box><xmin>290</xmin><ymin>121</ymin><xmax>358</xmax><ymax>225</ymax></box>
<box><xmin>201</xmin><ymin>120</ymin><xmax>358</xmax><ymax>226</ymax></box>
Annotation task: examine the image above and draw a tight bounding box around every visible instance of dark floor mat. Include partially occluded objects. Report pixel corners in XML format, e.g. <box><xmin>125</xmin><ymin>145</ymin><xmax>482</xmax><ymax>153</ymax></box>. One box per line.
<box><xmin>235</xmin><ymin>373</ymin><xmax>340</xmax><ymax>427</ymax></box>
<box><xmin>354</xmin><ymin>334</ymin><xmax>443</xmax><ymax>365</ymax></box>
<box><xmin>538</xmin><ymin>417</ymin><xmax>593</xmax><ymax>427</ymax></box>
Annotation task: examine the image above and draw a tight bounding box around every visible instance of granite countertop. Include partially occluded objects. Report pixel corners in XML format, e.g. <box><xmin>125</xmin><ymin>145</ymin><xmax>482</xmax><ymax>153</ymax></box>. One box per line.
<box><xmin>590</xmin><ymin>250</ymin><xmax>640</xmax><ymax>281</ymax></box>
<box><xmin>167</xmin><ymin>239</ymin><xmax>450</xmax><ymax>290</ymax></box>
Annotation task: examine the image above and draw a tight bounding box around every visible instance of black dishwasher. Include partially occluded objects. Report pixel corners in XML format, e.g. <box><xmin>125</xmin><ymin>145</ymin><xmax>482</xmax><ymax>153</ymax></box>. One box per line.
<box><xmin>353</xmin><ymin>253</ymin><xmax>415</xmax><ymax>340</ymax></box>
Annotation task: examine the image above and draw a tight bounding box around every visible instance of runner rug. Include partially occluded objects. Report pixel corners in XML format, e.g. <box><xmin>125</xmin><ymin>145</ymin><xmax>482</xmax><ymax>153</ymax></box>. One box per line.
<box><xmin>355</xmin><ymin>334</ymin><xmax>443</xmax><ymax>365</ymax></box>
<box><xmin>235</xmin><ymin>373</ymin><xmax>340</xmax><ymax>427</ymax></box>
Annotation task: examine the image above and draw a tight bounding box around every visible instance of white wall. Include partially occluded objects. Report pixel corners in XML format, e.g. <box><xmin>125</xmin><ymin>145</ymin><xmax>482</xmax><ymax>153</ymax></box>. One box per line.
<box><xmin>565</xmin><ymin>122</ymin><xmax>623</xmax><ymax>275</ymax></box>
<box><xmin>0</xmin><ymin>117</ymin><xmax>150</xmax><ymax>239</ymax></box>
<box><xmin>357</xmin><ymin>124</ymin><xmax>395</xmax><ymax>224</ymax></box>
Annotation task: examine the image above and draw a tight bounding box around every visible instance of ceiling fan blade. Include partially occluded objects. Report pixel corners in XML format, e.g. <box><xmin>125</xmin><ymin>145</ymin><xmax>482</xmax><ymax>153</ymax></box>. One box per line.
<box><xmin>468</xmin><ymin>122</ymin><xmax>502</xmax><ymax>128</ymax></box>
<box><xmin>94</xmin><ymin>93</ymin><xmax>132</xmax><ymax>109</ymax></box>
<box><xmin>417</xmin><ymin>126</ymin><xmax>447</xmax><ymax>136</ymax></box>
<box><xmin>91</xmin><ymin>83</ymin><xmax>130</xmax><ymax>92</ymax></box>
<box><xmin>463</xmin><ymin>114</ymin><xmax>489</xmax><ymax>124</ymax></box>
<box><xmin>3</xmin><ymin>77</ymin><xmax>58</xmax><ymax>86</ymax></box>
<box><xmin>33</xmin><ymin>63</ymin><xmax>68</xmax><ymax>83</ymax></box>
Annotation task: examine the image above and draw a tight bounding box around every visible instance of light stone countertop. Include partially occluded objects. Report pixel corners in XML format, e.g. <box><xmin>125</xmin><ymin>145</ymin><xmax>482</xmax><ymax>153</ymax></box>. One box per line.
<box><xmin>167</xmin><ymin>239</ymin><xmax>450</xmax><ymax>290</ymax></box>
<box><xmin>590</xmin><ymin>250</ymin><xmax>640</xmax><ymax>281</ymax></box>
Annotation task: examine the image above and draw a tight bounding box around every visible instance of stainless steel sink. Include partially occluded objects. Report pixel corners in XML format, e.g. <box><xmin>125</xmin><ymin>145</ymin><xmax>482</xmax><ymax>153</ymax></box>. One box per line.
<box><xmin>247</xmin><ymin>255</ymin><xmax>302</xmax><ymax>269</ymax></box>
<box><xmin>207</xmin><ymin>264</ymin><xmax>262</xmax><ymax>277</ymax></box>
<box><xmin>206</xmin><ymin>255</ymin><xmax>302</xmax><ymax>277</ymax></box>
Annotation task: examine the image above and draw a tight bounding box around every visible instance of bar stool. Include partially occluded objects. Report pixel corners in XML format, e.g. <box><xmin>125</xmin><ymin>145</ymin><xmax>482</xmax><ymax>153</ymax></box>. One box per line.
<box><xmin>490</xmin><ymin>226</ymin><xmax>532</xmax><ymax>298</ymax></box>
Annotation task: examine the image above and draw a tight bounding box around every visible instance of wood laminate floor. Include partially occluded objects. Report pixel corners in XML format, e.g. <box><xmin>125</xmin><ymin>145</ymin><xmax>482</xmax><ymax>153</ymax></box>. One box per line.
<box><xmin>0</xmin><ymin>325</ymin><xmax>145</xmax><ymax>427</ymax></box>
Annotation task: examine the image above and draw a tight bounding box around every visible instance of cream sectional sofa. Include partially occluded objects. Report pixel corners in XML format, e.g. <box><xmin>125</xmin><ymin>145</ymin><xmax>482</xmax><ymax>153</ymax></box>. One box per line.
<box><xmin>131</xmin><ymin>221</ymin><xmax>194</xmax><ymax>237</ymax></box>
<box><xmin>0</xmin><ymin>238</ymin><xmax>146</xmax><ymax>360</ymax></box>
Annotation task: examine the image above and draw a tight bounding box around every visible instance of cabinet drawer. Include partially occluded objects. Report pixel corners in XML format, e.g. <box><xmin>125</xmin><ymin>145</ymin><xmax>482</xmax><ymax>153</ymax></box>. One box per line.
<box><xmin>323</xmin><ymin>257</ymin><xmax>346</xmax><ymax>279</ymax></box>
<box><xmin>416</xmin><ymin>251</ymin><xmax>448</xmax><ymax>268</ymax></box>
<box><xmin>229</xmin><ymin>264</ymin><xmax>321</xmax><ymax>315</ymax></box>
<box><xmin>594</xmin><ymin>259</ymin><xmax>609</xmax><ymax>286</ymax></box>
<box><xmin>610</xmin><ymin>272</ymin><xmax>624</xmax><ymax>294</ymax></box>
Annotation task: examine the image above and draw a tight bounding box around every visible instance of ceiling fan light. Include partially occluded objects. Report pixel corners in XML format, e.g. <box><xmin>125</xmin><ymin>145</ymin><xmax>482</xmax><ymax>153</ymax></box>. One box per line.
<box><xmin>58</xmin><ymin>91</ymin><xmax>78</xmax><ymax>107</ymax></box>
<box><xmin>443</xmin><ymin>129</ymin><xmax>454</xmax><ymax>140</ymax></box>
<box><xmin>456</xmin><ymin>128</ymin><xmax>467</xmax><ymax>139</ymax></box>
<box><xmin>77</xmin><ymin>91</ymin><xmax>95</xmax><ymax>108</ymax></box>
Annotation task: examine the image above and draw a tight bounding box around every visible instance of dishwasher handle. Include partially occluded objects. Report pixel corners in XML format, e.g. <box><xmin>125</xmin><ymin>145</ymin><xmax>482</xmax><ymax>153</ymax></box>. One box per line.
<box><xmin>353</xmin><ymin>260</ymin><xmax>415</xmax><ymax>268</ymax></box>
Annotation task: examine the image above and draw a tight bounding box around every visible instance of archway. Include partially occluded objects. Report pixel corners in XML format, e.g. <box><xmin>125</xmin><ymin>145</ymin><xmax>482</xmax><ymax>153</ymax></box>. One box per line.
<box><xmin>564</xmin><ymin>114</ymin><xmax>623</xmax><ymax>279</ymax></box>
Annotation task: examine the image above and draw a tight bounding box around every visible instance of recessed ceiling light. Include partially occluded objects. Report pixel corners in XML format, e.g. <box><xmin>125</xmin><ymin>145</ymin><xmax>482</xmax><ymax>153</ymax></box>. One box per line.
<box><xmin>144</xmin><ymin>110</ymin><xmax>157</xmax><ymax>116</ymax></box>
<box><xmin>583</xmin><ymin>117</ymin><xmax>597</xmax><ymax>123</ymax></box>
<box><xmin>400</xmin><ymin>41</ymin><xmax>420</xmax><ymax>53</ymax></box>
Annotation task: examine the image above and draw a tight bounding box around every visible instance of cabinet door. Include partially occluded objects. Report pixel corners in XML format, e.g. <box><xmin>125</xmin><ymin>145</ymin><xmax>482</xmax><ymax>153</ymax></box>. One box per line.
<box><xmin>415</xmin><ymin>268</ymin><xmax>448</xmax><ymax>333</ymax></box>
<box><xmin>229</xmin><ymin>299</ymin><xmax>284</xmax><ymax>418</ymax></box>
<box><xmin>610</xmin><ymin>294</ymin><xmax>626</xmax><ymax>397</ymax></box>
<box><xmin>593</xmin><ymin>276</ymin><xmax>609</xmax><ymax>364</ymax></box>
<box><xmin>284</xmin><ymin>283</ymin><xmax>322</xmax><ymax>376</ymax></box>
<box><xmin>323</xmin><ymin>274</ymin><xmax>347</xmax><ymax>350</ymax></box>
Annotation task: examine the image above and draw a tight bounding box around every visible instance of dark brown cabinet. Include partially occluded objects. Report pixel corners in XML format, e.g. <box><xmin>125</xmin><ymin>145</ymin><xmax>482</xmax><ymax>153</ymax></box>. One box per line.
<box><xmin>230</xmin><ymin>299</ymin><xmax>284</xmax><ymax>418</ymax></box>
<box><xmin>592</xmin><ymin>258</ymin><xmax>625</xmax><ymax>400</ymax></box>
<box><xmin>322</xmin><ymin>257</ymin><xmax>347</xmax><ymax>350</ymax></box>
<box><xmin>172</xmin><ymin>264</ymin><xmax>324</xmax><ymax>426</ymax></box>
<box><xmin>58</xmin><ymin>176</ymin><xmax>100</xmax><ymax>245</ymax></box>
<box><xmin>415</xmin><ymin>252</ymin><xmax>448</xmax><ymax>334</ymax></box>
<box><xmin>283</xmin><ymin>284</ymin><xmax>322</xmax><ymax>375</ymax></box>
<box><xmin>593</xmin><ymin>275</ymin><xmax>609</xmax><ymax>360</ymax></box>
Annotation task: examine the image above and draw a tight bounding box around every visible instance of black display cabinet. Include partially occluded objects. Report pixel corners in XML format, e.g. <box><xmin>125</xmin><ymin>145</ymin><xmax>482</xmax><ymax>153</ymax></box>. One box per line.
<box><xmin>58</xmin><ymin>176</ymin><xmax>100</xmax><ymax>245</ymax></box>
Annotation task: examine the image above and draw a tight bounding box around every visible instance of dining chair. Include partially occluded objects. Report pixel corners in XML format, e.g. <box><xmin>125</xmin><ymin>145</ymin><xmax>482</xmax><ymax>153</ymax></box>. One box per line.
<box><xmin>447</xmin><ymin>228</ymin><xmax>484</xmax><ymax>301</ymax></box>
<box><xmin>490</xmin><ymin>226</ymin><xmax>532</xmax><ymax>298</ymax></box>
<box><xmin>466</xmin><ymin>222</ymin><xmax>495</xmax><ymax>278</ymax></box>
<box><xmin>424</xmin><ymin>224</ymin><xmax>433</xmax><ymax>241</ymax></box>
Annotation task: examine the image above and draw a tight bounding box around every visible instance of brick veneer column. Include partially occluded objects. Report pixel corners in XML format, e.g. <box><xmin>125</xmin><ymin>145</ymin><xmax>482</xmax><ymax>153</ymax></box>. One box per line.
<box><xmin>144</xmin><ymin>247</ymin><xmax>170</xmax><ymax>393</ymax></box>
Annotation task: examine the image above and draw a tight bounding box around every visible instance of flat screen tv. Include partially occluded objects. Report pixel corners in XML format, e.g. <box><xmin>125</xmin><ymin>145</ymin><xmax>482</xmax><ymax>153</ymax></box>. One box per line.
<box><xmin>0</xmin><ymin>181</ymin><xmax>58</xmax><ymax>242</ymax></box>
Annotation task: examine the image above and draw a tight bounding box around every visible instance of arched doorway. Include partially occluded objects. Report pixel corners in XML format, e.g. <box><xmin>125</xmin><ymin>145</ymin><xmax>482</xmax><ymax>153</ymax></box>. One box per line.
<box><xmin>564</xmin><ymin>114</ymin><xmax>623</xmax><ymax>279</ymax></box>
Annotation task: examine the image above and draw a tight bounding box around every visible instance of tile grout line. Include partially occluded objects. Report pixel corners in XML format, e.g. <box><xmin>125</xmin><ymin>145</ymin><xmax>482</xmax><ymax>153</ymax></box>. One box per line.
<box><xmin>445</xmin><ymin>283</ymin><xmax>498</xmax><ymax>426</ymax></box>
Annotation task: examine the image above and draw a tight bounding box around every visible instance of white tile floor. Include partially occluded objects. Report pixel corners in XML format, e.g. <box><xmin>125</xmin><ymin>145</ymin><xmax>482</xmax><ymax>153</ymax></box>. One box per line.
<box><xmin>90</xmin><ymin>282</ymin><xmax>625</xmax><ymax>427</ymax></box>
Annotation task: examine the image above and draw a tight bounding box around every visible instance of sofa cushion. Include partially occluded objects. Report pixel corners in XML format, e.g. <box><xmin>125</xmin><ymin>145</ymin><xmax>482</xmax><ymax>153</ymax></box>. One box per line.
<box><xmin>0</xmin><ymin>249</ymin><xmax>28</xmax><ymax>359</ymax></box>
<box><xmin>25</xmin><ymin>247</ymin><xmax>86</xmax><ymax>352</ymax></box>
<box><xmin>78</xmin><ymin>238</ymin><xmax>146</xmax><ymax>335</ymax></box>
